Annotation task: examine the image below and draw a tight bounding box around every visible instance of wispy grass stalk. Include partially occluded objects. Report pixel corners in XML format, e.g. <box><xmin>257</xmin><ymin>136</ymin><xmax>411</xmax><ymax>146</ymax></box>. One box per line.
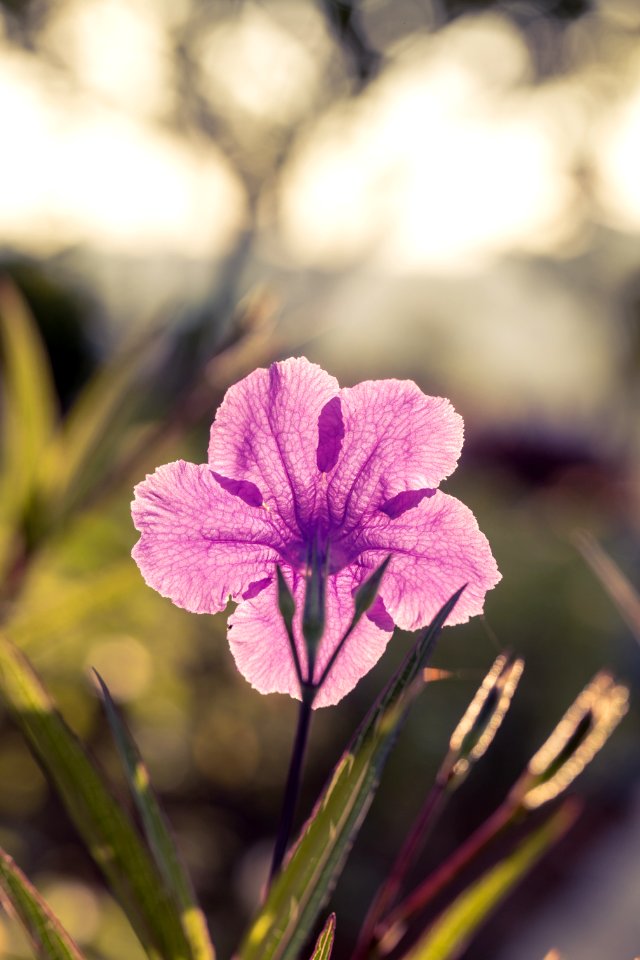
<box><xmin>354</xmin><ymin>652</ymin><xmax>523</xmax><ymax>959</ymax></box>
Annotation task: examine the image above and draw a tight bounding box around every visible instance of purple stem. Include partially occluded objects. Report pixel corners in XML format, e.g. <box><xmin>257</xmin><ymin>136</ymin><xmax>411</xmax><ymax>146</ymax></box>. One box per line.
<box><xmin>353</xmin><ymin>774</ymin><xmax>449</xmax><ymax>960</ymax></box>
<box><xmin>373</xmin><ymin>799</ymin><xmax>518</xmax><ymax>956</ymax></box>
<box><xmin>267</xmin><ymin>686</ymin><xmax>315</xmax><ymax>887</ymax></box>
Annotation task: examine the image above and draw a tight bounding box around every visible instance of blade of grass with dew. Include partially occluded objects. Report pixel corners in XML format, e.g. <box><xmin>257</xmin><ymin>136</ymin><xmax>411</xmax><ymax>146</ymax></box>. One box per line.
<box><xmin>236</xmin><ymin>587</ymin><xmax>465</xmax><ymax>960</ymax></box>
<box><xmin>43</xmin><ymin>327</ymin><xmax>165</xmax><ymax>518</ymax></box>
<box><xmin>308</xmin><ymin>914</ymin><xmax>335</xmax><ymax>960</ymax></box>
<box><xmin>0</xmin><ymin>279</ymin><xmax>58</xmax><ymax>565</ymax></box>
<box><xmin>400</xmin><ymin>800</ymin><xmax>580</xmax><ymax>960</ymax></box>
<box><xmin>94</xmin><ymin>671</ymin><xmax>215</xmax><ymax>960</ymax></box>
<box><xmin>0</xmin><ymin>631</ymin><xmax>201</xmax><ymax>960</ymax></box>
<box><xmin>0</xmin><ymin>848</ymin><xmax>87</xmax><ymax>960</ymax></box>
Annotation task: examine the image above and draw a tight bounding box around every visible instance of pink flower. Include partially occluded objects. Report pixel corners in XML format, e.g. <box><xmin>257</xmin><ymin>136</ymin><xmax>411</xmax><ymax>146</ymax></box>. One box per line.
<box><xmin>131</xmin><ymin>358</ymin><xmax>500</xmax><ymax>707</ymax></box>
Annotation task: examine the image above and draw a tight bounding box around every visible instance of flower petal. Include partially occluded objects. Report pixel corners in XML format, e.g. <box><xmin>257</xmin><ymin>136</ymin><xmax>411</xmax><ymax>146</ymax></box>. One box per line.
<box><xmin>355</xmin><ymin>491</ymin><xmax>500</xmax><ymax>630</ymax></box>
<box><xmin>380</xmin><ymin>488</ymin><xmax>436</xmax><ymax>518</ymax></box>
<box><xmin>228</xmin><ymin>566</ymin><xmax>395</xmax><ymax>708</ymax></box>
<box><xmin>131</xmin><ymin>460</ymin><xmax>285</xmax><ymax>614</ymax></box>
<box><xmin>208</xmin><ymin>357</ymin><xmax>339</xmax><ymax>534</ymax></box>
<box><xmin>327</xmin><ymin>379</ymin><xmax>463</xmax><ymax>529</ymax></box>
<box><xmin>317</xmin><ymin>395</ymin><xmax>345</xmax><ymax>473</ymax></box>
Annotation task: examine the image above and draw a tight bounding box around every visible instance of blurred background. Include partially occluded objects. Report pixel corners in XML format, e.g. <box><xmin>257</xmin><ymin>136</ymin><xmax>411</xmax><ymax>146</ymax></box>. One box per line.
<box><xmin>0</xmin><ymin>0</ymin><xmax>639</xmax><ymax>957</ymax></box>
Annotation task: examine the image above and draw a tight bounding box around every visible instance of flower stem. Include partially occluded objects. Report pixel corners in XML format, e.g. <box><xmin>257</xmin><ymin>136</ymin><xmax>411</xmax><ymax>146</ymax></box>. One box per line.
<box><xmin>268</xmin><ymin>687</ymin><xmax>315</xmax><ymax>887</ymax></box>
<box><xmin>372</xmin><ymin>798</ymin><xmax>519</xmax><ymax>956</ymax></box>
<box><xmin>353</xmin><ymin>774</ymin><xmax>449</xmax><ymax>960</ymax></box>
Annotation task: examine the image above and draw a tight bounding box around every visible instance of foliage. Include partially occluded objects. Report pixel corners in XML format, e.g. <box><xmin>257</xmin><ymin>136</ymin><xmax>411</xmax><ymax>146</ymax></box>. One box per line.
<box><xmin>0</xmin><ymin>283</ymin><xmax>632</xmax><ymax>960</ymax></box>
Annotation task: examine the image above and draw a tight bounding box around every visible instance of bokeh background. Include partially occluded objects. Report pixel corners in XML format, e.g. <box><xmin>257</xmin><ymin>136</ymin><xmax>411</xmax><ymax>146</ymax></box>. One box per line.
<box><xmin>0</xmin><ymin>1</ymin><xmax>639</xmax><ymax>957</ymax></box>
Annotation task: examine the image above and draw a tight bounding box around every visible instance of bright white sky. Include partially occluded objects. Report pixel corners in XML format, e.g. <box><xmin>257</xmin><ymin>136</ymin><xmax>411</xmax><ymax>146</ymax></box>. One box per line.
<box><xmin>0</xmin><ymin>0</ymin><xmax>638</xmax><ymax>269</ymax></box>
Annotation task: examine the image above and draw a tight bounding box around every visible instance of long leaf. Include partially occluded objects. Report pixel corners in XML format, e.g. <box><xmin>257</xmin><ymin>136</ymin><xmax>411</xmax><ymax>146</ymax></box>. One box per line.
<box><xmin>575</xmin><ymin>531</ymin><xmax>640</xmax><ymax>646</ymax></box>
<box><xmin>0</xmin><ymin>848</ymin><xmax>86</xmax><ymax>960</ymax></box>
<box><xmin>0</xmin><ymin>278</ymin><xmax>58</xmax><ymax>499</ymax></box>
<box><xmin>308</xmin><ymin>915</ymin><xmax>335</xmax><ymax>960</ymax></box>
<box><xmin>43</xmin><ymin>328</ymin><xmax>164</xmax><ymax>516</ymax></box>
<box><xmin>402</xmin><ymin>800</ymin><xmax>580</xmax><ymax>960</ymax></box>
<box><xmin>0</xmin><ymin>632</ymin><xmax>195</xmax><ymax>960</ymax></box>
<box><xmin>94</xmin><ymin>671</ymin><xmax>215</xmax><ymax>960</ymax></box>
<box><xmin>236</xmin><ymin>587</ymin><xmax>465</xmax><ymax>960</ymax></box>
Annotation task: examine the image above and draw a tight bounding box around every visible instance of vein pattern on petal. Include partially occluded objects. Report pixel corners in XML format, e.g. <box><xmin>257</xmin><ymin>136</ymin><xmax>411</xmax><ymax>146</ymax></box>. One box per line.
<box><xmin>327</xmin><ymin>380</ymin><xmax>463</xmax><ymax>532</ymax></box>
<box><xmin>208</xmin><ymin>357</ymin><xmax>339</xmax><ymax>535</ymax></box>
<box><xmin>354</xmin><ymin>491</ymin><xmax>501</xmax><ymax>631</ymax></box>
<box><xmin>132</xmin><ymin>461</ymin><xmax>285</xmax><ymax>614</ymax></box>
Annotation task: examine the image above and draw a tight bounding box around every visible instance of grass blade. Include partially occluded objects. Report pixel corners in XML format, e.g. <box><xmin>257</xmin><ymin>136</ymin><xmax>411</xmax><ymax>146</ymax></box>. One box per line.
<box><xmin>0</xmin><ymin>278</ymin><xmax>58</xmax><ymax>552</ymax></box>
<box><xmin>0</xmin><ymin>848</ymin><xmax>86</xmax><ymax>960</ymax></box>
<box><xmin>574</xmin><ymin>531</ymin><xmax>640</xmax><ymax>646</ymax></box>
<box><xmin>94</xmin><ymin>671</ymin><xmax>215</xmax><ymax>960</ymax></box>
<box><xmin>236</xmin><ymin>587</ymin><xmax>465</xmax><ymax>960</ymax></box>
<box><xmin>308</xmin><ymin>914</ymin><xmax>335</xmax><ymax>960</ymax></box>
<box><xmin>0</xmin><ymin>632</ymin><xmax>196</xmax><ymax>960</ymax></box>
<box><xmin>401</xmin><ymin>800</ymin><xmax>580</xmax><ymax>960</ymax></box>
<box><xmin>44</xmin><ymin>328</ymin><xmax>163</xmax><ymax>516</ymax></box>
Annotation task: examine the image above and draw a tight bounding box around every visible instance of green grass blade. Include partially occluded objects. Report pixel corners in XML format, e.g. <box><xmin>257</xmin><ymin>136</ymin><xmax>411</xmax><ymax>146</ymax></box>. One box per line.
<box><xmin>308</xmin><ymin>915</ymin><xmax>335</xmax><ymax>960</ymax></box>
<box><xmin>575</xmin><ymin>531</ymin><xmax>640</xmax><ymax>646</ymax></box>
<box><xmin>402</xmin><ymin>800</ymin><xmax>580</xmax><ymax>960</ymax></box>
<box><xmin>94</xmin><ymin>671</ymin><xmax>215</xmax><ymax>960</ymax></box>
<box><xmin>44</xmin><ymin>328</ymin><xmax>163</xmax><ymax>515</ymax></box>
<box><xmin>0</xmin><ymin>279</ymin><xmax>58</xmax><ymax>536</ymax></box>
<box><xmin>237</xmin><ymin>587</ymin><xmax>465</xmax><ymax>960</ymax></box>
<box><xmin>0</xmin><ymin>632</ymin><xmax>195</xmax><ymax>960</ymax></box>
<box><xmin>0</xmin><ymin>848</ymin><xmax>86</xmax><ymax>960</ymax></box>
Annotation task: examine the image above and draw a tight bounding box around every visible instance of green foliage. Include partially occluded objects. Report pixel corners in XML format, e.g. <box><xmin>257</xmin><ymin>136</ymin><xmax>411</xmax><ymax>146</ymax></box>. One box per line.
<box><xmin>0</xmin><ymin>848</ymin><xmax>86</xmax><ymax>960</ymax></box>
<box><xmin>0</xmin><ymin>632</ymin><xmax>207</xmax><ymax>960</ymax></box>
<box><xmin>95</xmin><ymin>671</ymin><xmax>215</xmax><ymax>960</ymax></box>
<box><xmin>0</xmin><ymin>279</ymin><xmax>58</xmax><ymax>559</ymax></box>
<box><xmin>42</xmin><ymin>327</ymin><xmax>164</xmax><ymax>518</ymax></box>
<box><xmin>237</xmin><ymin>588</ymin><xmax>465</xmax><ymax>960</ymax></box>
<box><xmin>308</xmin><ymin>915</ymin><xmax>335</xmax><ymax>960</ymax></box>
<box><xmin>0</xmin><ymin>276</ymin><xmax>164</xmax><ymax>558</ymax></box>
<box><xmin>0</xmin><ymin>276</ymin><xmax>631</xmax><ymax>960</ymax></box>
<box><xmin>401</xmin><ymin>800</ymin><xmax>580</xmax><ymax>960</ymax></box>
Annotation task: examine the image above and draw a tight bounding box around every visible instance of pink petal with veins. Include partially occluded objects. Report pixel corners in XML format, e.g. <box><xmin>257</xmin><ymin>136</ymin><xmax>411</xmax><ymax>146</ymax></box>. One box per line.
<box><xmin>132</xmin><ymin>461</ymin><xmax>284</xmax><ymax>614</ymax></box>
<box><xmin>208</xmin><ymin>357</ymin><xmax>339</xmax><ymax>533</ymax></box>
<box><xmin>327</xmin><ymin>380</ymin><xmax>463</xmax><ymax>529</ymax></box>
<box><xmin>355</xmin><ymin>491</ymin><xmax>501</xmax><ymax>631</ymax></box>
<box><xmin>132</xmin><ymin>358</ymin><xmax>500</xmax><ymax>707</ymax></box>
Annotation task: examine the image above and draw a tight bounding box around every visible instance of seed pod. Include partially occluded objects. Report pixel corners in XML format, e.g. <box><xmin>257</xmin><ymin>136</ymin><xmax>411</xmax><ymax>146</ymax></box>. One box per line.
<box><xmin>443</xmin><ymin>652</ymin><xmax>524</xmax><ymax>785</ymax></box>
<box><xmin>515</xmin><ymin>671</ymin><xmax>629</xmax><ymax>810</ymax></box>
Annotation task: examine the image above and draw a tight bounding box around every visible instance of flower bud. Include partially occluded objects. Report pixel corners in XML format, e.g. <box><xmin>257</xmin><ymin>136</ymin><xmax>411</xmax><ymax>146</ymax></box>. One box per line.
<box><xmin>302</xmin><ymin>537</ymin><xmax>326</xmax><ymax>675</ymax></box>
<box><xmin>354</xmin><ymin>556</ymin><xmax>391</xmax><ymax>620</ymax></box>
<box><xmin>276</xmin><ymin>565</ymin><xmax>295</xmax><ymax>628</ymax></box>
